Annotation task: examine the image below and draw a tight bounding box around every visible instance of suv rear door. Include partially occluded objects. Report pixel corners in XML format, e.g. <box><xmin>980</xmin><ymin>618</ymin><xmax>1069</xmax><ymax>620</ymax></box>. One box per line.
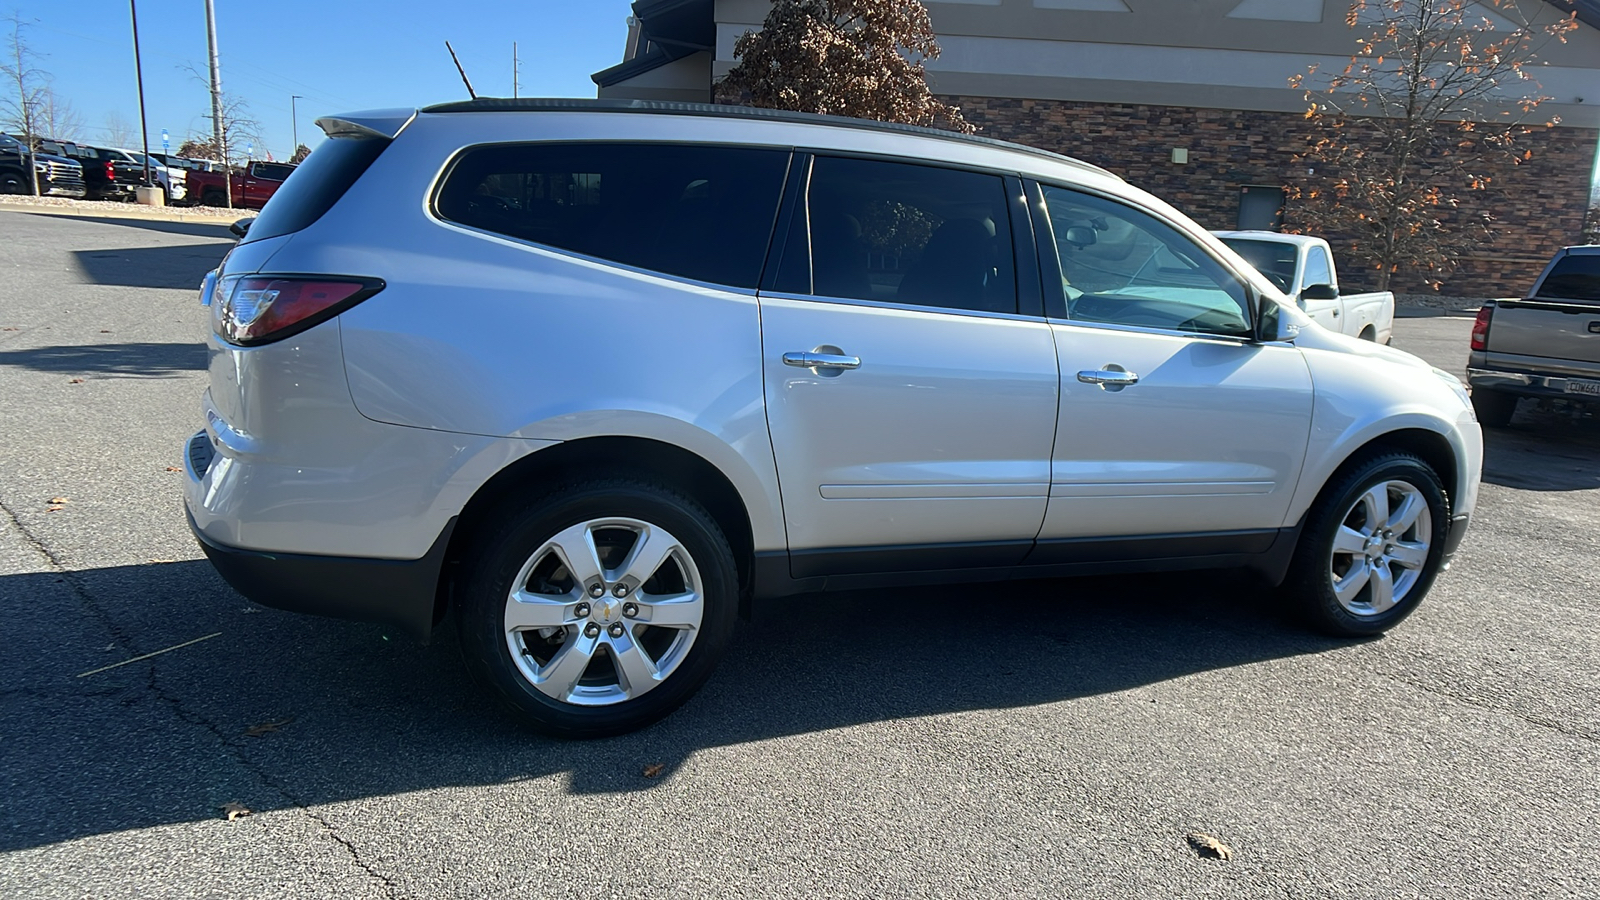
<box><xmin>757</xmin><ymin>154</ymin><xmax>1058</xmax><ymax>576</ymax></box>
<box><xmin>1488</xmin><ymin>249</ymin><xmax>1600</xmax><ymax>367</ymax></box>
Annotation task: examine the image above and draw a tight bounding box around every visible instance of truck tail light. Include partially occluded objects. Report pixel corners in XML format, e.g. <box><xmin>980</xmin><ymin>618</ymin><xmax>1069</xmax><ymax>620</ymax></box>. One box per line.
<box><xmin>213</xmin><ymin>275</ymin><xmax>384</xmax><ymax>346</ymax></box>
<box><xmin>1470</xmin><ymin>305</ymin><xmax>1493</xmax><ymax>351</ymax></box>
<box><xmin>104</xmin><ymin>160</ymin><xmax>115</xmax><ymax>181</ymax></box>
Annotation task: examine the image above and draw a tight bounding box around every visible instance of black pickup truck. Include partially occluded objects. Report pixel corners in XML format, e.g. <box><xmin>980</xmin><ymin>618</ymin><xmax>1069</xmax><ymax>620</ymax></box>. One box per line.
<box><xmin>66</xmin><ymin>145</ymin><xmax>148</xmax><ymax>200</ymax></box>
<box><xmin>0</xmin><ymin>133</ymin><xmax>87</xmax><ymax>198</ymax></box>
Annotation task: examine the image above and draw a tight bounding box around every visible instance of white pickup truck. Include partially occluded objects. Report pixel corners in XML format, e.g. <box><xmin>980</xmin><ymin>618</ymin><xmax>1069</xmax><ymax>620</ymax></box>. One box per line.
<box><xmin>1214</xmin><ymin>231</ymin><xmax>1395</xmax><ymax>344</ymax></box>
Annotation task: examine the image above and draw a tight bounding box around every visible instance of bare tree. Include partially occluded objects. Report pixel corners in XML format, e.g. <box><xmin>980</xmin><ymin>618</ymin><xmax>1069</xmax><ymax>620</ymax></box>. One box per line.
<box><xmin>38</xmin><ymin>86</ymin><xmax>82</xmax><ymax>141</ymax></box>
<box><xmin>0</xmin><ymin>13</ymin><xmax>45</xmax><ymax>194</ymax></box>
<box><xmin>714</xmin><ymin>0</ymin><xmax>971</xmax><ymax>133</ymax></box>
<box><xmin>1289</xmin><ymin>0</ymin><xmax>1580</xmax><ymax>290</ymax></box>
<box><xmin>102</xmin><ymin>110</ymin><xmax>136</xmax><ymax>147</ymax></box>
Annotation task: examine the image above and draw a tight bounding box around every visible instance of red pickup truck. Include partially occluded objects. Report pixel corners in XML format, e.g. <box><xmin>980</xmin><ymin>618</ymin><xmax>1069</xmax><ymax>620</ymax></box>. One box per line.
<box><xmin>188</xmin><ymin>160</ymin><xmax>296</xmax><ymax>209</ymax></box>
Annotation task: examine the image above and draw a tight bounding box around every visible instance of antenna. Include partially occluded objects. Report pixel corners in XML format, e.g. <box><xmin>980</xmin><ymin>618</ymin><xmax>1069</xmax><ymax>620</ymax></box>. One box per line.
<box><xmin>445</xmin><ymin>41</ymin><xmax>477</xmax><ymax>99</ymax></box>
<box><xmin>513</xmin><ymin>41</ymin><xmax>519</xmax><ymax>99</ymax></box>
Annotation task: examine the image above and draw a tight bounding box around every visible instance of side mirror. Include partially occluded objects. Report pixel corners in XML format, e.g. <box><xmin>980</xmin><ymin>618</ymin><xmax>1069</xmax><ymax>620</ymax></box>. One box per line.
<box><xmin>1301</xmin><ymin>282</ymin><xmax>1339</xmax><ymax>301</ymax></box>
<box><xmin>229</xmin><ymin>218</ymin><xmax>253</xmax><ymax>239</ymax></box>
<box><xmin>1063</xmin><ymin>225</ymin><xmax>1097</xmax><ymax>247</ymax></box>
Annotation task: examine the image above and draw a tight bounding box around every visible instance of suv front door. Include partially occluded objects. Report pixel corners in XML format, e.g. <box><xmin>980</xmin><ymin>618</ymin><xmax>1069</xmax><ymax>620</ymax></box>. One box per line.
<box><xmin>759</xmin><ymin>155</ymin><xmax>1058</xmax><ymax>577</ymax></box>
<box><xmin>1032</xmin><ymin>182</ymin><xmax>1312</xmax><ymax>556</ymax></box>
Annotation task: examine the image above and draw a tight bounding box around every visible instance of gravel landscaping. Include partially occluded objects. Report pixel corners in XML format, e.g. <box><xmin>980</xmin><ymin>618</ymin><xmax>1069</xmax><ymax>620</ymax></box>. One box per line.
<box><xmin>0</xmin><ymin>194</ymin><xmax>246</xmax><ymax>219</ymax></box>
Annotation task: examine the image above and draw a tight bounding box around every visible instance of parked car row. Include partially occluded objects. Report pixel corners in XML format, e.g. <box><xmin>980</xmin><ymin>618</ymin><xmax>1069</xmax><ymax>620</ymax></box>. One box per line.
<box><xmin>3</xmin><ymin>133</ymin><xmax>293</xmax><ymax>208</ymax></box>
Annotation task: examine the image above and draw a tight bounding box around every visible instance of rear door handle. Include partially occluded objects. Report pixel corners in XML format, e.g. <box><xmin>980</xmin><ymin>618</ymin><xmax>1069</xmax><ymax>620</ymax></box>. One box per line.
<box><xmin>784</xmin><ymin>351</ymin><xmax>861</xmax><ymax>370</ymax></box>
<box><xmin>1077</xmin><ymin>368</ymin><xmax>1139</xmax><ymax>386</ymax></box>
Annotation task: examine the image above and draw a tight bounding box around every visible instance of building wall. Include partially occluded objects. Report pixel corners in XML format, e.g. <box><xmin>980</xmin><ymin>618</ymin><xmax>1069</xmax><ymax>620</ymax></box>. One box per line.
<box><xmin>950</xmin><ymin>94</ymin><xmax>1600</xmax><ymax>295</ymax></box>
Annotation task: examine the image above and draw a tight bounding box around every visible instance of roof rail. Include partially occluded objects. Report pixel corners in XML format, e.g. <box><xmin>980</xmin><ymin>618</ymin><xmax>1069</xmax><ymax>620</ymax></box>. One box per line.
<box><xmin>418</xmin><ymin>97</ymin><xmax>1118</xmax><ymax>180</ymax></box>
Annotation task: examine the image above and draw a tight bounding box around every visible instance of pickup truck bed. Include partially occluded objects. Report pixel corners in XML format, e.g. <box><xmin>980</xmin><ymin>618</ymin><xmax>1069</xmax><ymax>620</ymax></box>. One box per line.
<box><xmin>1468</xmin><ymin>246</ymin><xmax>1600</xmax><ymax>425</ymax></box>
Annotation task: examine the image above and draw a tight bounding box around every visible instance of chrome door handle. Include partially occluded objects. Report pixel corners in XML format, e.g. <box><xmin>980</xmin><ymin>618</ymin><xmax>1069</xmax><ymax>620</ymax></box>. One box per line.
<box><xmin>1077</xmin><ymin>368</ymin><xmax>1139</xmax><ymax>386</ymax></box>
<box><xmin>783</xmin><ymin>351</ymin><xmax>861</xmax><ymax>370</ymax></box>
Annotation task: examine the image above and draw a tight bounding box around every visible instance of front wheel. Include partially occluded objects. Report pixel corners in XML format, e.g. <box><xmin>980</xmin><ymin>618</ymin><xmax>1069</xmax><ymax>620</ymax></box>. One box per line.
<box><xmin>455</xmin><ymin>479</ymin><xmax>738</xmax><ymax>738</ymax></box>
<box><xmin>1284</xmin><ymin>452</ymin><xmax>1449</xmax><ymax>637</ymax></box>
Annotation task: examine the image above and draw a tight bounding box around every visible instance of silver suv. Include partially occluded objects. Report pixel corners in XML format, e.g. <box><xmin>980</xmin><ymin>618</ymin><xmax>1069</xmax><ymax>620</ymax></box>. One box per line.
<box><xmin>186</xmin><ymin>99</ymin><xmax>1482</xmax><ymax>737</ymax></box>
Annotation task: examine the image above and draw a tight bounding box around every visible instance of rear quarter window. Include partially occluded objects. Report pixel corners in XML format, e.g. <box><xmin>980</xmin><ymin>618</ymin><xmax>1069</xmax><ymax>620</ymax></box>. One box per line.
<box><xmin>433</xmin><ymin>142</ymin><xmax>791</xmax><ymax>290</ymax></box>
<box><xmin>240</xmin><ymin>136</ymin><xmax>390</xmax><ymax>243</ymax></box>
<box><xmin>1535</xmin><ymin>255</ymin><xmax>1600</xmax><ymax>303</ymax></box>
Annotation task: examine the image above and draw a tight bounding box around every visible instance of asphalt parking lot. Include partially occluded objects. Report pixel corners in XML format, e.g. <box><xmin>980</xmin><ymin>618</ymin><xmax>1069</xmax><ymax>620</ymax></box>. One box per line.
<box><xmin>1</xmin><ymin>209</ymin><xmax>1597</xmax><ymax>899</ymax></box>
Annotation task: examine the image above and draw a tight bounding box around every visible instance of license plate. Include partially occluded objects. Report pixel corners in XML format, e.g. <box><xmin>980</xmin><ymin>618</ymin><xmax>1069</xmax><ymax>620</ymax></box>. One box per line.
<box><xmin>1564</xmin><ymin>379</ymin><xmax>1600</xmax><ymax>397</ymax></box>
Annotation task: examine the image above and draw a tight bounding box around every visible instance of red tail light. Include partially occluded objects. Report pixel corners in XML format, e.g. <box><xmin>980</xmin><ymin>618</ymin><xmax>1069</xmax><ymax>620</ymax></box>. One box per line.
<box><xmin>213</xmin><ymin>276</ymin><xmax>384</xmax><ymax>346</ymax></box>
<box><xmin>104</xmin><ymin>160</ymin><xmax>115</xmax><ymax>181</ymax></box>
<box><xmin>1470</xmin><ymin>305</ymin><xmax>1493</xmax><ymax>351</ymax></box>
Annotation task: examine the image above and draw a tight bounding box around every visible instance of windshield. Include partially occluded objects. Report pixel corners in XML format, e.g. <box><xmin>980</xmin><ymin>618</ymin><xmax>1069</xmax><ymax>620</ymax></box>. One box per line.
<box><xmin>1220</xmin><ymin>238</ymin><xmax>1297</xmax><ymax>293</ymax></box>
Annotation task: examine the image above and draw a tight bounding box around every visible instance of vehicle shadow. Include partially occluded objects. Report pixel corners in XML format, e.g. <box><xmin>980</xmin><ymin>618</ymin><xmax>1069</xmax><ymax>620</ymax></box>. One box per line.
<box><xmin>72</xmin><ymin>243</ymin><xmax>231</xmax><ymax>290</ymax></box>
<box><xmin>1481</xmin><ymin>399</ymin><xmax>1600</xmax><ymax>491</ymax></box>
<box><xmin>28</xmin><ymin>211</ymin><xmax>238</xmax><ymax>239</ymax></box>
<box><xmin>0</xmin><ymin>341</ymin><xmax>206</xmax><ymax>377</ymax></box>
<box><xmin>0</xmin><ymin>559</ymin><xmax>1344</xmax><ymax>852</ymax></box>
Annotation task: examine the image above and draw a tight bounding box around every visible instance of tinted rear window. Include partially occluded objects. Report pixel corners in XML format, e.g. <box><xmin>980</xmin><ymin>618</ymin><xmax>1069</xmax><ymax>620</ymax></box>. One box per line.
<box><xmin>1535</xmin><ymin>254</ymin><xmax>1600</xmax><ymax>303</ymax></box>
<box><xmin>434</xmin><ymin>142</ymin><xmax>790</xmax><ymax>289</ymax></box>
<box><xmin>241</xmin><ymin>136</ymin><xmax>389</xmax><ymax>243</ymax></box>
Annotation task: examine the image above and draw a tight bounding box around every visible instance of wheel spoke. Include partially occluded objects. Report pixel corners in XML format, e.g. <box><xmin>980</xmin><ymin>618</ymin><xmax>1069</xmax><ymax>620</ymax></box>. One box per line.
<box><xmin>1368</xmin><ymin>562</ymin><xmax>1397</xmax><ymax>613</ymax></box>
<box><xmin>1333</xmin><ymin>558</ymin><xmax>1372</xmax><ymax>606</ymax></box>
<box><xmin>505</xmin><ymin>591</ymin><xmax>573</xmax><ymax>632</ymax></box>
<box><xmin>615</xmin><ymin>526</ymin><xmax>682</xmax><ymax>588</ymax></box>
<box><xmin>546</xmin><ymin>522</ymin><xmax>606</xmax><ymax>588</ymax></box>
<box><xmin>1332</xmin><ymin>525</ymin><xmax>1369</xmax><ymax>556</ymax></box>
<box><xmin>1388</xmin><ymin>541</ymin><xmax>1429</xmax><ymax>570</ymax></box>
<box><xmin>608</xmin><ymin>631</ymin><xmax>661</xmax><ymax>696</ymax></box>
<box><xmin>1358</xmin><ymin>484</ymin><xmax>1390</xmax><ymax>530</ymax></box>
<box><xmin>1387</xmin><ymin>489</ymin><xmax>1426</xmax><ymax>533</ymax></box>
<box><xmin>633</xmin><ymin>592</ymin><xmax>702</xmax><ymax>629</ymax></box>
<box><xmin>534</xmin><ymin>632</ymin><xmax>599</xmax><ymax>701</ymax></box>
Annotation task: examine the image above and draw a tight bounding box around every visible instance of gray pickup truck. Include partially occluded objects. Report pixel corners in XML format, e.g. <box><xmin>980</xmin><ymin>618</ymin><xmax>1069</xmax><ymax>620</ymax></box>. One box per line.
<box><xmin>1468</xmin><ymin>246</ymin><xmax>1600</xmax><ymax>427</ymax></box>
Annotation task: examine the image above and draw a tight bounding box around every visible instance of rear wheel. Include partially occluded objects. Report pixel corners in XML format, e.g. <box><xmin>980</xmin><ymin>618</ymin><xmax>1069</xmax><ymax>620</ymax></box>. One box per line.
<box><xmin>201</xmin><ymin>187</ymin><xmax>226</xmax><ymax>207</ymax></box>
<box><xmin>0</xmin><ymin>168</ymin><xmax>27</xmax><ymax>194</ymax></box>
<box><xmin>454</xmin><ymin>478</ymin><xmax>738</xmax><ymax>738</ymax></box>
<box><xmin>1471</xmin><ymin>389</ymin><xmax>1517</xmax><ymax>428</ymax></box>
<box><xmin>1284</xmin><ymin>452</ymin><xmax>1449</xmax><ymax>637</ymax></box>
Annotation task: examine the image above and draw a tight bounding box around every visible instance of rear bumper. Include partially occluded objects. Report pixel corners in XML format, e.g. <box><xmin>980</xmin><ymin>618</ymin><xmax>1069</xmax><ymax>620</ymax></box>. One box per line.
<box><xmin>1468</xmin><ymin>367</ymin><xmax>1600</xmax><ymax>400</ymax></box>
<box><xmin>188</xmin><ymin>506</ymin><xmax>454</xmax><ymax>640</ymax></box>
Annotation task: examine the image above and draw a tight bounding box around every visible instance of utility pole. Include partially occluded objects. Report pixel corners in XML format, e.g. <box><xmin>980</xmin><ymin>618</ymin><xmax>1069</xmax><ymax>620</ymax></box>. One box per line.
<box><xmin>291</xmin><ymin>94</ymin><xmax>300</xmax><ymax>157</ymax></box>
<box><xmin>513</xmin><ymin>41</ymin><xmax>519</xmax><ymax>98</ymax></box>
<box><xmin>129</xmin><ymin>0</ymin><xmax>152</xmax><ymax>190</ymax></box>
<box><xmin>204</xmin><ymin>0</ymin><xmax>223</xmax><ymax>158</ymax></box>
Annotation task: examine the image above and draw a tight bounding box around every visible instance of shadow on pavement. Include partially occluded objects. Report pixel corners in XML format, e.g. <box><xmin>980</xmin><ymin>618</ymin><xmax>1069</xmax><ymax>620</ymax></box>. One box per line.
<box><xmin>1481</xmin><ymin>399</ymin><xmax>1600</xmax><ymax>491</ymax></box>
<box><xmin>28</xmin><ymin>211</ymin><xmax>239</xmax><ymax>239</ymax></box>
<box><xmin>0</xmin><ymin>558</ymin><xmax>1344</xmax><ymax>852</ymax></box>
<box><xmin>73</xmin><ymin>242</ymin><xmax>231</xmax><ymax>290</ymax></box>
<box><xmin>0</xmin><ymin>341</ymin><xmax>205</xmax><ymax>377</ymax></box>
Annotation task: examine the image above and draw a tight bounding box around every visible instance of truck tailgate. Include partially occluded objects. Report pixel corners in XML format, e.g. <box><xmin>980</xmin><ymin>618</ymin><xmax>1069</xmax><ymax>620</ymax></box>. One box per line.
<box><xmin>1488</xmin><ymin>299</ymin><xmax>1600</xmax><ymax>366</ymax></box>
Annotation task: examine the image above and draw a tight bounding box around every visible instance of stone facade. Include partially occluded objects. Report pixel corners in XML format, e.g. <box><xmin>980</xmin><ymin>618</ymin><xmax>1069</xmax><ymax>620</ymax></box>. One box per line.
<box><xmin>949</xmin><ymin>95</ymin><xmax>1599</xmax><ymax>296</ymax></box>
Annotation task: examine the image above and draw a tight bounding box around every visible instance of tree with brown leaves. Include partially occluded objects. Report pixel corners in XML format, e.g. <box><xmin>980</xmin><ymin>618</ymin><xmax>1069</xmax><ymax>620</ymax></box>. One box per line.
<box><xmin>714</xmin><ymin>0</ymin><xmax>972</xmax><ymax>133</ymax></box>
<box><xmin>1289</xmin><ymin>0</ymin><xmax>1578</xmax><ymax>290</ymax></box>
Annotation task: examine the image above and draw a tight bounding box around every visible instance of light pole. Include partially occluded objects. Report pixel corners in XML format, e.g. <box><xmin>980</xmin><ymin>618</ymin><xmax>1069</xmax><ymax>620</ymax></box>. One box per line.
<box><xmin>290</xmin><ymin>94</ymin><xmax>301</xmax><ymax>159</ymax></box>
<box><xmin>129</xmin><ymin>0</ymin><xmax>152</xmax><ymax>191</ymax></box>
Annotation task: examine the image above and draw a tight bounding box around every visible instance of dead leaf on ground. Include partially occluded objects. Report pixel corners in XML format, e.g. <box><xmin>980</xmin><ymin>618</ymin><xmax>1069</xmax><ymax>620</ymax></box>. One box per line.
<box><xmin>46</xmin><ymin>506</ymin><xmax>65</xmax><ymax>513</ymax></box>
<box><xmin>1</xmin><ymin>326</ymin><xmax>19</xmax><ymax>331</ymax></box>
<box><xmin>243</xmin><ymin>717</ymin><xmax>294</xmax><ymax>737</ymax></box>
<box><xmin>642</xmin><ymin>763</ymin><xmax>665</xmax><ymax>778</ymax></box>
<box><xmin>99</xmin><ymin>329</ymin><xmax>111</xmax><ymax>333</ymax></box>
<box><xmin>68</xmin><ymin>378</ymin><xmax>83</xmax><ymax>384</ymax></box>
<box><xmin>1186</xmin><ymin>832</ymin><xmax>1233</xmax><ymax>861</ymax></box>
<box><xmin>165</xmin><ymin>466</ymin><xmax>182</xmax><ymax>472</ymax></box>
<box><xmin>219</xmin><ymin>802</ymin><xmax>251</xmax><ymax>821</ymax></box>
<box><xmin>49</xmin><ymin>497</ymin><xmax>69</xmax><ymax>504</ymax></box>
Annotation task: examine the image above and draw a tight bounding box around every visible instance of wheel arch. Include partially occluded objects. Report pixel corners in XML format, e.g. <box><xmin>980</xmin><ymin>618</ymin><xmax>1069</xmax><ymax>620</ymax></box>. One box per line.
<box><xmin>433</xmin><ymin>435</ymin><xmax>760</xmax><ymax>627</ymax></box>
<box><xmin>1303</xmin><ymin>426</ymin><xmax>1460</xmax><ymax>523</ymax></box>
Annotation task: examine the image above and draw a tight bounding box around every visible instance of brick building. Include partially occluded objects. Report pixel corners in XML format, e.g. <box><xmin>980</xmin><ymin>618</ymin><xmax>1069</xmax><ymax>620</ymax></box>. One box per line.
<box><xmin>594</xmin><ymin>0</ymin><xmax>1600</xmax><ymax>295</ymax></box>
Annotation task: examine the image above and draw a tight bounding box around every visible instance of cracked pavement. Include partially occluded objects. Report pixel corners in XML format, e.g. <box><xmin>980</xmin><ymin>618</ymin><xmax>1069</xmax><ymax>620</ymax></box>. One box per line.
<box><xmin>1</xmin><ymin>210</ymin><xmax>1597</xmax><ymax>899</ymax></box>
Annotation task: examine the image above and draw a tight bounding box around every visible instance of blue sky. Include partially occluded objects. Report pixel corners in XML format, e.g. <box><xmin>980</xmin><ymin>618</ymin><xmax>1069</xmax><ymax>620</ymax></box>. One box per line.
<box><xmin>8</xmin><ymin>0</ymin><xmax>635</xmax><ymax>159</ymax></box>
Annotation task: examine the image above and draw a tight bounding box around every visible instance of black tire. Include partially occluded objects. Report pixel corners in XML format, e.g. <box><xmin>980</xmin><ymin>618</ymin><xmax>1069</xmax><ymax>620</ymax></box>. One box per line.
<box><xmin>0</xmin><ymin>168</ymin><xmax>27</xmax><ymax>194</ymax></box>
<box><xmin>454</xmin><ymin>478</ymin><xmax>738</xmax><ymax>738</ymax></box>
<box><xmin>201</xmin><ymin>188</ymin><xmax>226</xmax><ymax>207</ymax></box>
<box><xmin>1283</xmin><ymin>451</ymin><xmax>1449</xmax><ymax>637</ymax></box>
<box><xmin>1471</xmin><ymin>389</ymin><xmax>1517</xmax><ymax>428</ymax></box>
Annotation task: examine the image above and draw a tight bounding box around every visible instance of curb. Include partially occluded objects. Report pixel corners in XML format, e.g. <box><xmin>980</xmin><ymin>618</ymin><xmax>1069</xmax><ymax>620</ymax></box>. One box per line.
<box><xmin>0</xmin><ymin>200</ymin><xmax>243</xmax><ymax>228</ymax></box>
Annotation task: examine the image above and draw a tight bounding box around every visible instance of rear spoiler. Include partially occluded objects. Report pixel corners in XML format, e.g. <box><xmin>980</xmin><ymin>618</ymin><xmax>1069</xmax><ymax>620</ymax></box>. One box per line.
<box><xmin>314</xmin><ymin>109</ymin><xmax>416</xmax><ymax>140</ymax></box>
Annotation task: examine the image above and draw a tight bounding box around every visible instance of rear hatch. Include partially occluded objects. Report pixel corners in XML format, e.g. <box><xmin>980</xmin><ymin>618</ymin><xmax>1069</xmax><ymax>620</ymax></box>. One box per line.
<box><xmin>1487</xmin><ymin>251</ymin><xmax>1600</xmax><ymax>368</ymax></box>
